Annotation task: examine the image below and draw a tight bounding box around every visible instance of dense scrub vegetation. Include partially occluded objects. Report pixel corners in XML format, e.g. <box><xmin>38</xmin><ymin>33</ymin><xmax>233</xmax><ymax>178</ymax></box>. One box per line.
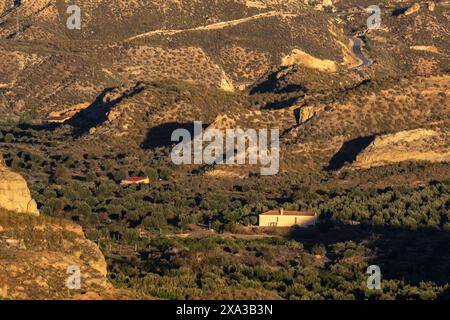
<box><xmin>105</xmin><ymin>228</ymin><xmax>450</xmax><ymax>300</ymax></box>
<box><xmin>1</xmin><ymin>120</ymin><xmax>449</xmax><ymax>300</ymax></box>
<box><xmin>1</xmin><ymin>0</ymin><xmax>449</xmax><ymax>301</ymax></box>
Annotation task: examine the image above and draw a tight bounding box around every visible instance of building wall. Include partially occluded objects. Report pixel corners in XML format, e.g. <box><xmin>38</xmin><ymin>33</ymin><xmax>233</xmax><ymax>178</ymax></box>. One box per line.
<box><xmin>120</xmin><ymin>178</ymin><xmax>150</xmax><ymax>185</ymax></box>
<box><xmin>259</xmin><ymin>215</ymin><xmax>316</xmax><ymax>227</ymax></box>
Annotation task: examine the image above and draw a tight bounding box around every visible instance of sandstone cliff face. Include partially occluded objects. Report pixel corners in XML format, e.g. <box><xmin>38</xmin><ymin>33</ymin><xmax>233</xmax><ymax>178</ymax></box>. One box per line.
<box><xmin>0</xmin><ymin>158</ymin><xmax>39</xmax><ymax>215</ymax></box>
<box><xmin>0</xmin><ymin>158</ymin><xmax>138</xmax><ymax>299</ymax></box>
<box><xmin>0</xmin><ymin>210</ymin><xmax>139</xmax><ymax>299</ymax></box>
<box><xmin>0</xmin><ymin>211</ymin><xmax>106</xmax><ymax>299</ymax></box>
<box><xmin>352</xmin><ymin>129</ymin><xmax>450</xmax><ymax>169</ymax></box>
<box><xmin>0</xmin><ymin>157</ymin><xmax>112</xmax><ymax>299</ymax></box>
<box><xmin>281</xmin><ymin>49</ymin><xmax>337</xmax><ymax>72</ymax></box>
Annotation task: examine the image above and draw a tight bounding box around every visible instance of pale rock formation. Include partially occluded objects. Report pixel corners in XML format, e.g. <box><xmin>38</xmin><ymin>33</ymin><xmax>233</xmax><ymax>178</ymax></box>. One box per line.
<box><xmin>352</xmin><ymin>129</ymin><xmax>450</xmax><ymax>169</ymax></box>
<box><xmin>410</xmin><ymin>45</ymin><xmax>439</xmax><ymax>53</ymax></box>
<box><xmin>0</xmin><ymin>0</ymin><xmax>6</xmax><ymax>15</ymax></box>
<box><xmin>45</xmin><ymin>102</ymin><xmax>90</xmax><ymax>123</ymax></box>
<box><xmin>405</xmin><ymin>3</ymin><xmax>421</xmax><ymax>15</ymax></box>
<box><xmin>0</xmin><ymin>159</ymin><xmax>142</xmax><ymax>299</ymax></box>
<box><xmin>0</xmin><ymin>211</ymin><xmax>142</xmax><ymax>299</ymax></box>
<box><xmin>0</xmin><ymin>156</ymin><xmax>39</xmax><ymax>215</ymax></box>
<box><xmin>281</xmin><ymin>49</ymin><xmax>337</xmax><ymax>72</ymax></box>
<box><xmin>313</xmin><ymin>0</ymin><xmax>334</xmax><ymax>11</ymax></box>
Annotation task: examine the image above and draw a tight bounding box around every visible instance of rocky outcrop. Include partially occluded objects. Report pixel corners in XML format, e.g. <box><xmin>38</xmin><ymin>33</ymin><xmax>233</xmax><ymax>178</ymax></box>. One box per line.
<box><xmin>281</xmin><ymin>49</ymin><xmax>337</xmax><ymax>72</ymax></box>
<box><xmin>410</xmin><ymin>45</ymin><xmax>439</xmax><ymax>53</ymax></box>
<box><xmin>0</xmin><ymin>210</ymin><xmax>141</xmax><ymax>299</ymax></box>
<box><xmin>352</xmin><ymin>129</ymin><xmax>450</xmax><ymax>169</ymax></box>
<box><xmin>0</xmin><ymin>0</ymin><xmax>6</xmax><ymax>16</ymax></box>
<box><xmin>428</xmin><ymin>1</ymin><xmax>436</xmax><ymax>12</ymax></box>
<box><xmin>405</xmin><ymin>3</ymin><xmax>421</xmax><ymax>16</ymax></box>
<box><xmin>45</xmin><ymin>102</ymin><xmax>90</xmax><ymax>124</ymax></box>
<box><xmin>0</xmin><ymin>155</ymin><xmax>140</xmax><ymax>299</ymax></box>
<box><xmin>0</xmin><ymin>157</ymin><xmax>39</xmax><ymax>215</ymax></box>
<box><xmin>300</xmin><ymin>106</ymin><xmax>315</xmax><ymax>123</ymax></box>
<box><xmin>310</xmin><ymin>0</ymin><xmax>335</xmax><ymax>11</ymax></box>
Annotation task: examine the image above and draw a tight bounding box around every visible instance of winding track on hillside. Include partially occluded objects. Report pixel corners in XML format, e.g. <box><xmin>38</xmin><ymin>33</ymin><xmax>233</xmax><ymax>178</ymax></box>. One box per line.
<box><xmin>126</xmin><ymin>10</ymin><xmax>297</xmax><ymax>41</ymax></box>
<box><xmin>349</xmin><ymin>36</ymin><xmax>373</xmax><ymax>69</ymax></box>
<box><xmin>127</xmin><ymin>12</ymin><xmax>373</xmax><ymax>71</ymax></box>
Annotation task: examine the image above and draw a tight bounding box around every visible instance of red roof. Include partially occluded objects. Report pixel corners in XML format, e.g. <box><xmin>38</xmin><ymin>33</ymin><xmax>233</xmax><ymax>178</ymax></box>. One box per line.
<box><xmin>261</xmin><ymin>210</ymin><xmax>316</xmax><ymax>216</ymax></box>
<box><xmin>123</xmin><ymin>177</ymin><xmax>147</xmax><ymax>182</ymax></box>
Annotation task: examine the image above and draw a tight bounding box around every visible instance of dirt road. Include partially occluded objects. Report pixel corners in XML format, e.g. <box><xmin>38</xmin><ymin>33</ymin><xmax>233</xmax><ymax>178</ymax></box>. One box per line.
<box><xmin>350</xmin><ymin>36</ymin><xmax>373</xmax><ymax>69</ymax></box>
<box><xmin>127</xmin><ymin>10</ymin><xmax>296</xmax><ymax>41</ymax></box>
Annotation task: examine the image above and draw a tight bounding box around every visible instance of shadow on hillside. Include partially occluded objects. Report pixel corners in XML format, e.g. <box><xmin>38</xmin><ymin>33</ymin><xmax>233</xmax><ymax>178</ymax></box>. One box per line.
<box><xmin>392</xmin><ymin>7</ymin><xmax>409</xmax><ymax>16</ymax></box>
<box><xmin>66</xmin><ymin>87</ymin><xmax>115</xmax><ymax>137</ymax></box>
<box><xmin>326</xmin><ymin>135</ymin><xmax>375</xmax><ymax>170</ymax></box>
<box><xmin>142</xmin><ymin>122</ymin><xmax>209</xmax><ymax>149</ymax></box>
<box><xmin>68</xmin><ymin>84</ymin><xmax>146</xmax><ymax>137</ymax></box>
<box><xmin>287</xmin><ymin>222</ymin><xmax>450</xmax><ymax>287</ymax></box>
<box><xmin>348</xmin><ymin>79</ymin><xmax>371</xmax><ymax>90</ymax></box>
<box><xmin>250</xmin><ymin>67</ymin><xmax>307</xmax><ymax>95</ymax></box>
<box><xmin>262</xmin><ymin>97</ymin><xmax>298</xmax><ymax>110</ymax></box>
<box><xmin>438</xmin><ymin>287</ymin><xmax>450</xmax><ymax>300</ymax></box>
<box><xmin>16</xmin><ymin>122</ymin><xmax>62</xmax><ymax>132</ymax></box>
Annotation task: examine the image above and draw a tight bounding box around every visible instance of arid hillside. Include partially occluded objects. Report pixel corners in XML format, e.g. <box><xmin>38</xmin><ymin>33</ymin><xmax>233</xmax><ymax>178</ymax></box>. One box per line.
<box><xmin>282</xmin><ymin>74</ymin><xmax>450</xmax><ymax>173</ymax></box>
<box><xmin>2</xmin><ymin>1</ymin><xmax>448</xmax><ymax>120</ymax></box>
<box><xmin>0</xmin><ymin>0</ymin><xmax>447</xmax><ymax>183</ymax></box>
<box><xmin>0</xmin><ymin>0</ymin><xmax>449</xmax><ymax>301</ymax></box>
